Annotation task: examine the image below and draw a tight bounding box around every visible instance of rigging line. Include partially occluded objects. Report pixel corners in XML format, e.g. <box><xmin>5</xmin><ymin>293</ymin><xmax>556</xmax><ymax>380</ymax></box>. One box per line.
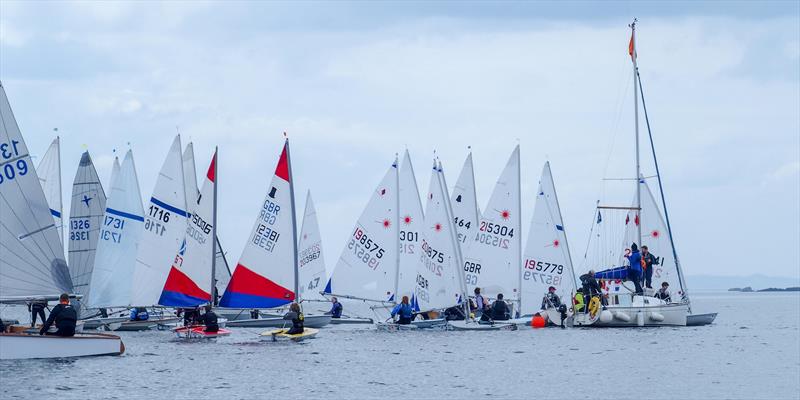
<box><xmin>600</xmin><ymin>67</ymin><xmax>634</xmax><ymax>187</ymax></box>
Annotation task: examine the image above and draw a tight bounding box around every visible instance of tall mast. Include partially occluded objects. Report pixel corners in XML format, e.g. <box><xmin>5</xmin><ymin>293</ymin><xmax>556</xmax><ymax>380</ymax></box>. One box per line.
<box><xmin>516</xmin><ymin>146</ymin><xmax>522</xmax><ymax>316</ymax></box>
<box><xmin>285</xmin><ymin>138</ymin><xmax>300</xmax><ymax>302</ymax></box>
<box><xmin>438</xmin><ymin>160</ymin><xmax>470</xmax><ymax>321</ymax></box>
<box><xmin>392</xmin><ymin>154</ymin><xmax>401</xmax><ymax>303</ymax></box>
<box><xmin>631</xmin><ymin>19</ymin><xmax>642</xmax><ymax>246</ymax></box>
<box><xmin>210</xmin><ymin>147</ymin><xmax>218</xmax><ymax>306</ymax></box>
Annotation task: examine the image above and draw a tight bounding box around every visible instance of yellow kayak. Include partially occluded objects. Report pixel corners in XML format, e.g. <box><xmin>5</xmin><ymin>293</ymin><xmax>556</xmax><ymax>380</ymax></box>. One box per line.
<box><xmin>259</xmin><ymin>327</ymin><xmax>319</xmax><ymax>342</ymax></box>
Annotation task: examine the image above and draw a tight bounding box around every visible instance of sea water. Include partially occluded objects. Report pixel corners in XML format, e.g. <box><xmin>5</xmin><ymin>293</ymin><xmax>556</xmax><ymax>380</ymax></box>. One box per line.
<box><xmin>1</xmin><ymin>291</ymin><xmax>798</xmax><ymax>399</ymax></box>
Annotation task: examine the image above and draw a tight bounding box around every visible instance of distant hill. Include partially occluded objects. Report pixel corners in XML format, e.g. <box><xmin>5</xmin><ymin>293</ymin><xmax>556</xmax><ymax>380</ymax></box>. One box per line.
<box><xmin>686</xmin><ymin>274</ymin><xmax>800</xmax><ymax>291</ymax></box>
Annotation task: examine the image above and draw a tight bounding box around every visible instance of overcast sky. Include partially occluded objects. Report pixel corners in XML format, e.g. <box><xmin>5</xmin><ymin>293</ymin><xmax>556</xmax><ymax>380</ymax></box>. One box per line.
<box><xmin>2</xmin><ymin>1</ymin><xmax>798</xmax><ymax>280</ymax></box>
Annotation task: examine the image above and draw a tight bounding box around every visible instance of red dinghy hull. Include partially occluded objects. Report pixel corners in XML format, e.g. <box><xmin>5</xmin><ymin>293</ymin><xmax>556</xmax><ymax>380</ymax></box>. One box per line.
<box><xmin>173</xmin><ymin>326</ymin><xmax>231</xmax><ymax>338</ymax></box>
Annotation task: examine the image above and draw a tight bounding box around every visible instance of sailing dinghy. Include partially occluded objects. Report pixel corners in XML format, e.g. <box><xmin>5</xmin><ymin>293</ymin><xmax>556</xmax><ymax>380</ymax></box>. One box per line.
<box><xmin>0</xmin><ymin>81</ymin><xmax>124</xmax><ymax>359</ymax></box>
<box><xmin>260</xmin><ymin>327</ymin><xmax>319</xmax><ymax>342</ymax></box>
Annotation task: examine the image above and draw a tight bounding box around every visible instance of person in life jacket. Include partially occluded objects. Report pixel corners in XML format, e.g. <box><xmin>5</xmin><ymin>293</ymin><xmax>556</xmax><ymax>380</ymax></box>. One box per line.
<box><xmin>28</xmin><ymin>298</ymin><xmax>48</xmax><ymax>328</ymax></box>
<box><xmin>490</xmin><ymin>293</ymin><xmax>510</xmax><ymax>321</ymax></box>
<box><xmin>641</xmin><ymin>245</ymin><xmax>659</xmax><ymax>289</ymax></box>
<box><xmin>654</xmin><ymin>282</ymin><xmax>671</xmax><ymax>303</ymax></box>
<box><xmin>326</xmin><ymin>297</ymin><xmax>343</xmax><ymax>318</ymax></box>
<box><xmin>283</xmin><ymin>302</ymin><xmax>304</xmax><ymax>334</ymax></box>
<box><xmin>391</xmin><ymin>296</ymin><xmax>414</xmax><ymax>324</ymax></box>
<box><xmin>39</xmin><ymin>293</ymin><xmax>77</xmax><ymax>337</ymax></box>
<box><xmin>130</xmin><ymin>307</ymin><xmax>150</xmax><ymax>321</ymax></box>
<box><xmin>541</xmin><ymin>286</ymin><xmax>562</xmax><ymax>310</ymax></box>
<box><xmin>625</xmin><ymin>243</ymin><xmax>645</xmax><ymax>295</ymax></box>
<box><xmin>197</xmin><ymin>305</ymin><xmax>219</xmax><ymax>332</ymax></box>
<box><xmin>574</xmin><ymin>289</ymin><xmax>585</xmax><ymax>312</ymax></box>
<box><xmin>472</xmin><ymin>287</ymin><xmax>488</xmax><ymax>318</ymax></box>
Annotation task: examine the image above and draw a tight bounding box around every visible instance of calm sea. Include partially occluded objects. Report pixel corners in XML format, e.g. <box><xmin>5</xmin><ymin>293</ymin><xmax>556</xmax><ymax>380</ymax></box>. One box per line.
<box><xmin>1</xmin><ymin>291</ymin><xmax>798</xmax><ymax>400</ymax></box>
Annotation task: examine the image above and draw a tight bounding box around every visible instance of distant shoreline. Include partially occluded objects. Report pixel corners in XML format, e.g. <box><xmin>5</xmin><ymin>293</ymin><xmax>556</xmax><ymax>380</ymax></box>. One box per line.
<box><xmin>728</xmin><ymin>286</ymin><xmax>800</xmax><ymax>292</ymax></box>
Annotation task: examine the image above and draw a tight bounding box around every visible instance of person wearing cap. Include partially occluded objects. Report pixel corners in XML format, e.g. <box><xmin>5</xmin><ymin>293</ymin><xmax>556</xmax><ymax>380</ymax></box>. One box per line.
<box><xmin>641</xmin><ymin>245</ymin><xmax>659</xmax><ymax>289</ymax></box>
<box><xmin>540</xmin><ymin>286</ymin><xmax>562</xmax><ymax>310</ymax></box>
<box><xmin>625</xmin><ymin>243</ymin><xmax>644</xmax><ymax>295</ymax></box>
<box><xmin>654</xmin><ymin>282</ymin><xmax>671</xmax><ymax>302</ymax></box>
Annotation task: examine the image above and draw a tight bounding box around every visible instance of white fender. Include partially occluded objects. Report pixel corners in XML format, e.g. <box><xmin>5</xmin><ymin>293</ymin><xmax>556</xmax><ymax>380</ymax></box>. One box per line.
<box><xmin>613</xmin><ymin>311</ymin><xmax>631</xmax><ymax>322</ymax></box>
<box><xmin>649</xmin><ymin>312</ymin><xmax>665</xmax><ymax>322</ymax></box>
<box><xmin>636</xmin><ymin>311</ymin><xmax>645</xmax><ymax>326</ymax></box>
<box><xmin>599</xmin><ymin>310</ymin><xmax>613</xmax><ymax>323</ymax></box>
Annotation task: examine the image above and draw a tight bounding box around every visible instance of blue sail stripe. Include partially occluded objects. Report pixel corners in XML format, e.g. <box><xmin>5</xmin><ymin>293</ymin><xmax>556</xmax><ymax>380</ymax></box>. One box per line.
<box><xmin>150</xmin><ymin>197</ymin><xmax>188</xmax><ymax>217</ymax></box>
<box><xmin>50</xmin><ymin>209</ymin><xmax>61</xmax><ymax>218</ymax></box>
<box><xmin>106</xmin><ymin>207</ymin><xmax>144</xmax><ymax>222</ymax></box>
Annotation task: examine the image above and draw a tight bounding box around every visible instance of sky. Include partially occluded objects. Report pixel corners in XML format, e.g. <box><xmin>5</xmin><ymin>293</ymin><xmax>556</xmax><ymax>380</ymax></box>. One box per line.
<box><xmin>1</xmin><ymin>1</ymin><xmax>798</xmax><ymax>280</ymax></box>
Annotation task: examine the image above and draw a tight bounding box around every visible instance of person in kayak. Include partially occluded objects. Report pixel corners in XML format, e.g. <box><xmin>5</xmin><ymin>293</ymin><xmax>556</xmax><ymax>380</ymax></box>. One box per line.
<box><xmin>39</xmin><ymin>293</ymin><xmax>77</xmax><ymax>337</ymax></box>
<box><xmin>641</xmin><ymin>245</ymin><xmax>659</xmax><ymax>289</ymax></box>
<box><xmin>541</xmin><ymin>286</ymin><xmax>562</xmax><ymax>309</ymax></box>
<box><xmin>490</xmin><ymin>293</ymin><xmax>510</xmax><ymax>321</ymax></box>
<box><xmin>390</xmin><ymin>296</ymin><xmax>414</xmax><ymax>325</ymax></box>
<box><xmin>28</xmin><ymin>298</ymin><xmax>48</xmax><ymax>328</ymax></box>
<box><xmin>654</xmin><ymin>282</ymin><xmax>671</xmax><ymax>302</ymax></box>
<box><xmin>283</xmin><ymin>303</ymin><xmax>304</xmax><ymax>335</ymax></box>
<box><xmin>197</xmin><ymin>305</ymin><xmax>219</xmax><ymax>333</ymax></box>
<box><xmin>130</xmin><ymin>307</ymin><xmax>149</xmax><ymax>321</ymax></box>
<box><xmin>625</xmin><ymin>243</ymin><xmax>645</xmax><ymax>295</ymax></box>
<box><xmin>326</xmin><ymin>297</ymin><xmax>343</xmax><ymax>319</ymax></box>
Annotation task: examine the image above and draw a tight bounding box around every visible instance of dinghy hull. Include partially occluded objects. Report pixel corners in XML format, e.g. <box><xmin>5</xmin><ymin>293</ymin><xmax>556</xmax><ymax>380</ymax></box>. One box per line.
<box><xmin>0</xmin><ymin>333</ymin><xmax>124</xmax><ymax>359</ymax></box>
<box><xmin>260</xmin><ymin>327</ymin><xmax>319</xmax><ymax>341</ymax></box>
<box><xmin>226</xmin><ymin>314</ymin><xmax>331</xmax><ymax>328</ymax></box>
<box><xmin>686</xmin><ymin>312</ymin><xmax>717</xmax><ymax>326</ymax></box>
<box><xmin>173</xmin><ymin>326</ymin><xmax>232</xmax><ymax>338</ymax></box>
<box><xmin>82</xmin><ymin>317</ymin><xmax>129</xmax><ymax>330</ymax></box>
<box><xmin>115</xmin><ymin>317</ymin><xmax>180</xmax><ymax>331</ymax></box>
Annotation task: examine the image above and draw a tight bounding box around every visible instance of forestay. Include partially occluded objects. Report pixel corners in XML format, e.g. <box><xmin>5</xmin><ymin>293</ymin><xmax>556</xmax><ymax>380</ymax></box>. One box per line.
<box><xmin>37</xmin><ymin>137</ymin><xmax>63</xmax><ymax>244</ymax></box>
<box><xmin>462</xmin><ymin>146</ymin><xmax>521</xmax><ymax>301</ymax></box>
<box><xmin>220</xmin><ymin>140</ymin><xmax>297</xmax><ymax>308</ymax></box>
<box><xmin>414</xmin><ymin>161</ymin><xmax>462</xmax><ymax>312</ymax></box>
<box><xmin>86</xmin><ymin>150</ymin><xmax>144</xmax><ymax>308</ymax></box>
<box><xmin>520</xmin><ymin>162</ymin><xmax>576</xmax><ymax>315</ymax></box>
<box><xmin>0</xmin><ymin>82</ymin><xmax>72</xmax><ymax>299</ymax></box>
<box><xmin>68</xmin><ymin>151</ymin><xmax>107</xmax><ymax>303</ymax></box>
<box><xmin>297</xmin><ymin>191</ymin><xmax>327</xmax><ymax>301</ymax></box>
<box><xmin>397</xmin><ymin>150</ymin><xmax>424</xmax><ymax>302</ymax></box>
<box><xmin>326</xmin><ymin>159</ymin><xmax>399</xmax><ymax>303</ymax></box>
<box><xmin>130</xmin><ymin>135</ymin><xmax>188</xmax><ymax>306</ymax></box>
<box><xmin>450</xmin><ymin>152</ymin><xmax>479</xmax><ymax>252</ymax></box>
<box><xmin>159</xmin><ymin>151</ymin><xmax>217</xmax><ymax>306</ymax></box>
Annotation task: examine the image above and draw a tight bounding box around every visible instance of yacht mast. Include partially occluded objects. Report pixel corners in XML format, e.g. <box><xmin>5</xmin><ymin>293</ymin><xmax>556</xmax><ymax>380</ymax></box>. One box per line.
<box><xmin>631</xmin><ymin>19</ymin><xmax>643</xmax><ymax>246</ymax></box>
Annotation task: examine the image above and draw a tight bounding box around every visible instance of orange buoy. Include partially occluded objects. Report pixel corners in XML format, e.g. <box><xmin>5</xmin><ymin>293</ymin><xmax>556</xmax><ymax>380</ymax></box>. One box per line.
<box><xmin>531</xmin><ymin>315</ymin><xmax>546</xmax><ymax>329</ymax></box>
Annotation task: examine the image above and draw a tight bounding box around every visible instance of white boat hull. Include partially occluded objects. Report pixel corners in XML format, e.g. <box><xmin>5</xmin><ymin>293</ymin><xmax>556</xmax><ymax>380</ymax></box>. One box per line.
<box><xmin>82</xmin><ymin>317</ymin><xmax>129</xmax><ymax>330</ymax></box>
<box><xmin>447</xmin><ymin>320</ymin><xmax>517</xmax><ymax>331</ymax></box>
<box><xmin>0</xmin><ymin>333</ymin><xmax>124</xmax><ymax>359</ymax></box>
<box><xmin>114</xmin><ymin>317</ymin><xmax>180</xmax><ymax>331</ymax></box>
<box><xmin>573</xmin><ymin>297</ymin><xmax>688</xmax><ymax>327</ymax></box>
<box><xmin>226</xmin><ymin>315</ymin><xmax>331</xmax><ymax>328</ymax></box>
<box><xmin>375</xmin><ymin>318</ymin><xmax>448</xmax><ymax>331</ymax></box>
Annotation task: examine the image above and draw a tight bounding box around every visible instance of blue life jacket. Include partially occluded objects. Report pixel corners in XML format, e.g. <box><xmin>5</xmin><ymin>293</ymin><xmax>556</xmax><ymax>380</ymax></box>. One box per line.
<box><xmin>627</xmin><ymin>250</ymin><xmax>643</xmax><ymax>273</ymax></box>
<box><xmin>138</xmin><ymin>310</ymin><xmax>149</xmax><ymax>320</ymax></box>
<box><xmin>330</xmin><ymin>302</ymin><xmax>343</xmax><ymax>318</ymax></box>
<box><xmin>392</xmin><ymin>303</ymin><xmax>413</xmax><ymax>318</ymax></box>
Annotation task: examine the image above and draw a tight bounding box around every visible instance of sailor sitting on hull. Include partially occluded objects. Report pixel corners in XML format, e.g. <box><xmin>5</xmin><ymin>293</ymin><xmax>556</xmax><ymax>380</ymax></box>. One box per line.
<box><xmin>283</xmin><ymin>303</ymin><xmax>304</xmax><ymax>334</ymax></box>
<box><xmin>490</xmin><ymin>294</ymin><xmax>511</xmax><ymax>321</ymax></box>
<box><xmin>390</xmin><ymin>296</ymin><xmax>414</xmax><ymax>325</ymax></box>
<box><xmin>39</xmin><ymin>293</ymin><xmax>77</xmax><ymax>337</ymax></box>
<box><xmin>197</xmin><ymin>305</ymin><xmax>219</xmax><ymax>332</ymax></box>
<box><xmin>130</xmin><ymin>307</ymin><xmax>150</xmax><ymax>321</ymax></box>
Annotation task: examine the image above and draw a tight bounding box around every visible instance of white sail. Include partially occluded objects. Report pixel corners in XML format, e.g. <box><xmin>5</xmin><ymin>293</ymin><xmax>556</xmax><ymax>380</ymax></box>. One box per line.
<box><xmin>214</xmin><ymin>237</ymin><xmax>231</xmax><ymax>303</ymax></box>
<box><xmin>68</xmin><ymin>151</ymin><xmax>107</xmax><ymax>302</ymax></box>
<box><xmin>130</xmin><ymin>135</ymin><xmax>188</xmax><ymax>306</ymax></box>
<box><xmin>0</xmin><ymin>82</ymin><xmax>72</xmax><ymax>300</ymax></box>
<box><xmin>450</xmin><ymin>152</ymin><xmax>480</xmax><ymax>251</ymax></box>
<box><xmin>182</xmin><ymin>143</ymin><xmax>199</xmax><ymax>206</ymax></box>
<box><xmin>158</xmin><ymin>151</ymin><xmax>216</xmax><ymax>306</ymax></box>
<box><xmin>297</xmin><ymin>191</ymin><xmax>327</xmax><ymax>301</ymax></box>
<box><xmin>219</xmin><ymin>140</ymin><xmax>298</xmax><ymax>308</ymax></box>
<box><xmin>619</xmin><ymin>180</ymin><xmax>685</xmax><ymax>300</ymax></box>
<box><xmin>86</xmin><ymin>150</ymin><xmax>144</xmax><ymax>308</ymax></box>
<box><xmin>520</xmin><ymin>162</ymin><xmax>576</xmax><ymax>315</ymax></box>
<box><xmin>462</xmin><ymin>146</ymin><xmax>521</xmax><ymax>301</ymax></box>
<box><xmin>397</xmin><ymin>150</ymin><xmax>425</xmax><ymax>301</ymax></box>
<box><xmin>37</xmin><ymin>137</ymin><xmax>63</xmax><ymax>245</ymax></box>
<box><xmin>109</xmin><ymin>156</ymin><xmax>120</xmax><ymax>192</ymax></box>
<box><xmin>414</xmin><ymin>161</ymin><xmax>463</xmax><ymax>311</ymax></box>
<box><xmin>327</xmin><ymin>159</ymin><xmax>399</xmax><ymax>303</ymax></box>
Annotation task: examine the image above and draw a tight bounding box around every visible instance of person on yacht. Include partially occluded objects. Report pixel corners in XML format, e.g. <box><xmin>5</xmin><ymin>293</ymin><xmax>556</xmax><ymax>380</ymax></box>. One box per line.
<box><xmin>654</xmin><ymin>282</ymin><xmax>671</xmax><ymax>303</ymax></box>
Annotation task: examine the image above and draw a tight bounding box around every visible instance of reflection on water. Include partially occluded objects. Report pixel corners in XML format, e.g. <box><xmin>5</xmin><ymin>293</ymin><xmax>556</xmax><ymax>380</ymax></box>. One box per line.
<box><xmin>1</xmin><ymin>292</ymin><xmax>798</xmax><ymax>399</ymax></box>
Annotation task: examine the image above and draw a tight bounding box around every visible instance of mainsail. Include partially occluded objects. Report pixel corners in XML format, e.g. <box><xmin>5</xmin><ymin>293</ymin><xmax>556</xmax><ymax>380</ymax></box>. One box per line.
<box><xmin>214</xmin><ymin>238</ymin><xmax>231</xmax><ymax>304</ymax></box>
<box><xmin>520</xmin><ymin>162</ymin><xmax>576</xmax><ymax>315</ymax></box>
<box><xmin>414</xmin><ymin>161</ymin><xmax>463</xmax><ymax>311</ymax></box>
<box><xmin>68</xmin><ymin>151</ymin><xmax>107</xmax><ymax>302</ymax></box>
<box><xmin>109</xmin><ymin>156</ymin><xmax>120</xmax><ymax>192</ymax></box>
<box><xmin>397</xmin><ymin>150</ymin><xmax>424</xmax><ymax>302</ymax></box>
<box><xmin>0</xmin><ymin>82</ymin><xmax>72</xmax><ymax>299</ymax></box>
<box><xmin>326</xmin><ymin>159</ymin><xmax>399</xmax><ymax>303</ymax></box>
<box><xmin>37</xmin><ymin>137</ymin><xmax>63</xmax><ymax>244</ymax></box>
<box><xmin>297</xmin><ymin>191</ymin><xmax>327</xmax><ymax>301</ymax></box>
<box><xmin>462</xmin><ymin>146</ymin><xmax>521</xmax><ymax>301</ymax></box>
<box><xmin>86</xmin><ymin>150</ymin><xmax>144</xmax><ymax>308</ymax></box>
<box><xmin>130</xmin><ymin>135</ymin><xmax>188</xmax><ymax>306</ymax></box>
<box><xmin>220</xmin><ymin>140</ymin><xmax>298</xmax><ymax>308</ymax></box>
<box><xmin>159</xmin><ymin>151</ymin><xmax>217</xmax><ymax>306</ymax></box>
<box><xmin>450</xmin><ymin>152</ymin><xmax>479</xmax><ymax>251</ymax></box>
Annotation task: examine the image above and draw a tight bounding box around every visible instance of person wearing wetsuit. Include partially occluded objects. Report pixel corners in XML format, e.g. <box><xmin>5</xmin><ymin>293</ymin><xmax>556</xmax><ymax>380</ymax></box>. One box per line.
<box><xmin>541</xmin><ymin>286</ymin><xmax>562</xmax><ymax>309</ymax></box>
<box><xmin>490</xmin><ymin>294</ymin><xmax>510</xmax><ymax>321</ymax></box>
<box><xmin>197</xmin><ymin>306</ymin><xmax>219</xmax><ymax>332</ymax></box>
<box><xmin>654</xmin><ymin>282</ymin><xmax>672</xmax><ymax>303</ymax></box>
<box><xmin>182</xmin><ymin>307</ymin><xmax>201</xmax><ymax>326</ymax></box>
<box><xmin>39</xmin><ymin>294</ymin><xmax>77</xmax><ymax>337</ymax></box>
<box><xmin>29</xmin><ymin>299</ymin><xmax>47</xmax><ymax>328</ymax></box>
<box><xmin>326</xmin><ymin>297</ymin><xmax>343</xmax><ymax>319</ymax></box>
<box><xmin>390</xmin><ymin>296</ymin><xmax>414</xmax><ymax>325</ymax></box>
<box><xmin>283</xmin><ymin>303</ymin><xmax>304</xmax><ymax>335</ymax></box>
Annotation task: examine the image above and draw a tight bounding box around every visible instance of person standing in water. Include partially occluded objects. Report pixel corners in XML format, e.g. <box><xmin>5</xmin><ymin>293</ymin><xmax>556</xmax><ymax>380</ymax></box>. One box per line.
<box><xmin>390</xmin><ymin>296</ymin><xmax>414</xmax><ymax>325</ymax></box>
<box><xmin>283</xmin><ymin>303</ymin><xmax>304</xmax><ymax>335</ymax></box>
<box><xmin>39</xmin><ymin>294</ymin><xmax>77</xmax><ymax>337</ymax></box>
